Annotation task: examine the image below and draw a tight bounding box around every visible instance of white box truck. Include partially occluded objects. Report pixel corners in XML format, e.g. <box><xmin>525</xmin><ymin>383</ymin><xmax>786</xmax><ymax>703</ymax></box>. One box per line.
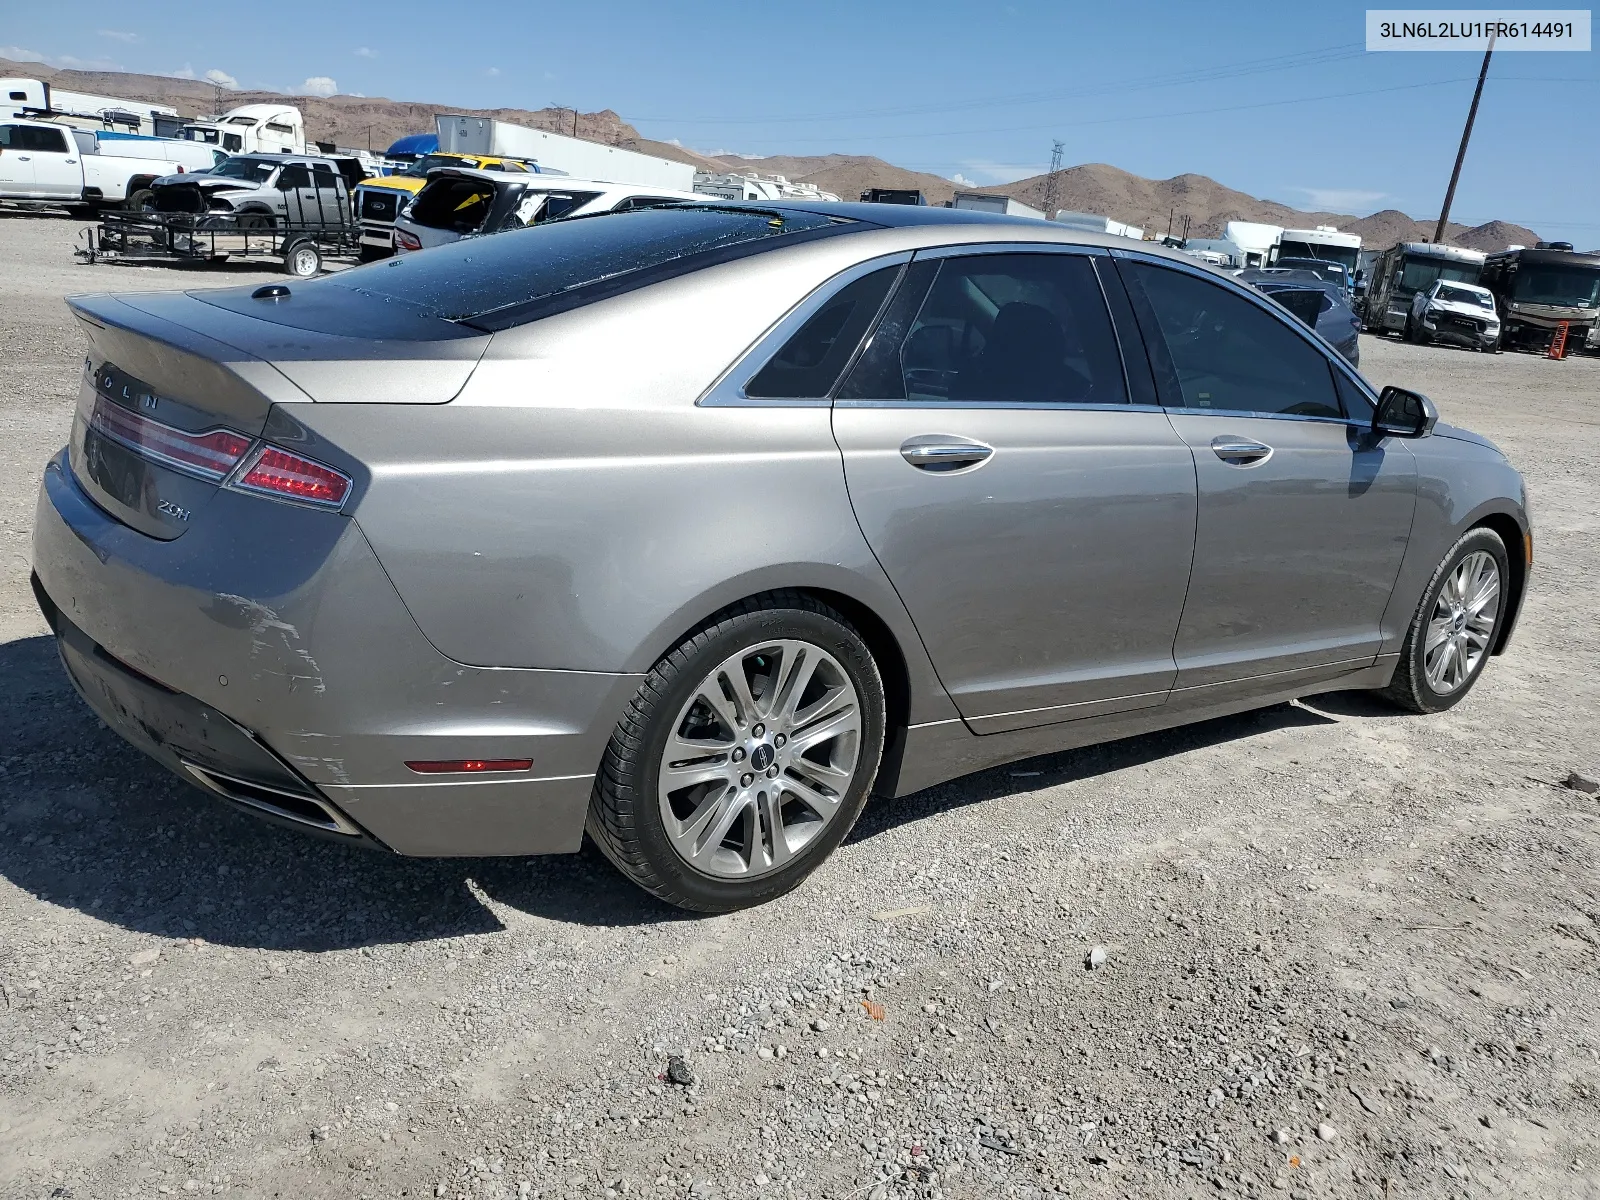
<box><xmin>952</xmin><ymin>191</ymin><xmax>1046</xmax><ymax>220</ymax></box>
<box><xmin>435</xmin><ymin>115</ymin><xmax>695</xmax><ymax>191</ymax></box>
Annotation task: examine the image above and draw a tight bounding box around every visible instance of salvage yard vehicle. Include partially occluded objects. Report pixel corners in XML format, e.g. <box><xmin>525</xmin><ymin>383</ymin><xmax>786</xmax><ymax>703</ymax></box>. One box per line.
<box><xmin>146</xmin><ymin>153</ymin><xmax>367</xmax><ymax>228</ymax></box>
<box><xmin>390</xmin><ymin>168</ymin><xmax>706</xmax><ymax>251</ymax></box>
<box><xmin>1479</xmin><ymin>243</ymin><xmax>1600</xmax><ymax>355</ymax></box>
<box><xmin>31</xmin><ymin>203</ymin><xmax>1531</xmax><ymax>911</ymax></box>
<box><xmin>1238</xmin><ymin>268</ymin><xmax>1361</xmax><ymax>366</ymax></box>
<box><xmin>1362</xmin><ymin>242</ymin><xmax>1485</xmax><ymax>335</ymax></box>
<box><xmin>352</xmin><ymin>151</ymin><xmax>545</xmax><ymax>260</ymax></box>
<box><xmin>1407</xmin><ymin>280</ymin><xmax>1502</xmax><ymax>352</ymax></box>
<box><xmin>0</xmin><ymin>118</ymin><xmax>185</xmax><ymax>211</ymax></box>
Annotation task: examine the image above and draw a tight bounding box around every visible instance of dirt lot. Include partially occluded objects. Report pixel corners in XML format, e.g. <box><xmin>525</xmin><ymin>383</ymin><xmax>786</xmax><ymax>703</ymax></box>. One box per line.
<box><xmin>2</xmin><ymin>209</ymin><xmax>1599</xmax><ymax>1200</ymax></box>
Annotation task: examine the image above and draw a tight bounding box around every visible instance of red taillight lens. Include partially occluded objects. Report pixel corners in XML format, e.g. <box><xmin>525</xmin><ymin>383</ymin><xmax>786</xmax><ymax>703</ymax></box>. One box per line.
<box><xmin>394</xmin><ymin>228</ymin><xmax>422</xmax><ymax>251</ymax></box>
<box><xmin>404</xmin><ymin>759</ymin><xmax>533</xmax><ymax>775</ymax></box>
<box><xmin>89</xmin><ymin>395</ymin><xmax>250</xmax><ymax>481</ymax></box>
<box><xmin>235</xmin><ymin>446</ymin><xmax>352</xmax><ymax>509</ymax></box>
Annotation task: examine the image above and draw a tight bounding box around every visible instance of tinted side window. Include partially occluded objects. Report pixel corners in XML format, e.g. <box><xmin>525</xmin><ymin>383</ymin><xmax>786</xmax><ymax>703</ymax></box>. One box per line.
<box><xmin>1333</xmin><ymin>369</ymin><xmax>1375</xmax><ymax>422</ymax></box>
<box><xmin>277</xmin><ymin>165</ymin><xmax>312</xmax><ymax>190</ymax></box>
<box><xmin>840</xmin><ymin>253</ymin><xmax>1126</xmax><ymax>405</ymax></box>
<box><xmin>0</xmin><ymin>126</ymin><xmax>16</xmax><ymax>149</ymax></box>
<box><xmin>746</xmin><ymin>266</ymin><xmax>900</xmax><ymax>399</ymax></box>
<box><xmin>1124</xmin><ymin>262</ymin><xmax>1341</xmax><ymax>419</ymax></box>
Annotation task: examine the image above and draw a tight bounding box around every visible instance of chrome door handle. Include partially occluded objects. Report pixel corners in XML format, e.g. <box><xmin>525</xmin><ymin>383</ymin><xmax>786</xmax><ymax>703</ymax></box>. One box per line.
<box><xmin>1210</xmin><ymin>436</ymin><xmax>1273</xmax><ymax>466</ymax></box>
<box><xmin>900</xmin><ymin>436</ymin><xmax>993</xmax><ymax>471</ymax></box>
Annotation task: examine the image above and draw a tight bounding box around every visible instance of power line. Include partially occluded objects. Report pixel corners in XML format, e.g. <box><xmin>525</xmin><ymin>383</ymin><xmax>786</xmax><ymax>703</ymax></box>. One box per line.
<box><xmin>1041</xmin><ymin>140</ymin><xmax>1064</xmax><ymax>216</ymax></box>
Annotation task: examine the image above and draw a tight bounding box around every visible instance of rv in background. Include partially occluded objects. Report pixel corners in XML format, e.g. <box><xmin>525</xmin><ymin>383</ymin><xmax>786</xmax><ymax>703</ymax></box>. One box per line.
<box><xmin>1054</xmin><ymin>211</ymin><xmax>1143</xmax><ymax>240</ymax></box>
<box><xmin>1480</xmin><ymin>243</ymin><xmax>1600</xmax><ymax>354</ymax></box>
<box><xmin>436</xmin><ymin>115</ymin><xmax>695</xmax><ymax>191</ymax></box>
<box><xmin>181</xmin><ymin>104</ymin><xmax>306</xmax><ymax>155</ymax></box>
<box><xmin>952</xmin><ymin>191</ymin><xmax>1045</xmax><ymax>220</ymax></box>
<box><xmin>1271</xmin><ymin>225</ymin><xmax>1361</xmax><ymax>275</ymax></box>
<box><xmin>1362</xmin><ymin>243</ymin><xmax>1485</xmax><ymax>336</ymax></box>
<box><xmin>693</xmin><ymin>171</ymin><xmax>839</xmax><ymax>202</ymax></box>
<box><xmin>1223</xmin><ymin>221</ymin><xmax>1281</xmax><ymax>267</ymax></box>
<box><xmin>2</xmin><ymin>77</ymin><xmax>182</xmax><ymax>138</ymax></box>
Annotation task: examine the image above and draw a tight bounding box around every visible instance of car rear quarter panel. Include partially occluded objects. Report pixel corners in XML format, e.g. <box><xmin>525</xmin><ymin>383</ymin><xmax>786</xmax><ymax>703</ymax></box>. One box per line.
<box><xmin>1378</xmin><ymin>429</ymin><xmax>1530</xmax><ymax>655</ymax></box>
<box><xmin>289</xmin><ymin>238</ymin><xmax>960</xmax><ymax>727</ymax></box>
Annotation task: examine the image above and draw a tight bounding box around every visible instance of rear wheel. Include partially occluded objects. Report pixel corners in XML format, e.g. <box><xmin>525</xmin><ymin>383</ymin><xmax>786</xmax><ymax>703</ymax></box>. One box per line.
<box><xmin>124</xmin><ymin>189</ymin><xmax>155</xmax><ymax>212</ymax></box>
<box><xmin>283</xmin><ymin>239</ymin><xmax>322</xmax><ymax>277</ymax></box>
<box><xmin>587</xmin><ymin>593</ymin><xmax>886</xmax><ymax>912</ymax></box>
<box><xmin>1381</xmin><ymin>528</ymin><xmax>1510</xmax><ymax>714</ymax></box>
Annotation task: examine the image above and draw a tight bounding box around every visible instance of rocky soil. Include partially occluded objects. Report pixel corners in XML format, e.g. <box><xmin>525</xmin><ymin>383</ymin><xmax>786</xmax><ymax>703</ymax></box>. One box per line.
<box><xmin>2</xmin><ymin>210</ymin><xmax>1598</xmax><ymax>1200</ymax></box>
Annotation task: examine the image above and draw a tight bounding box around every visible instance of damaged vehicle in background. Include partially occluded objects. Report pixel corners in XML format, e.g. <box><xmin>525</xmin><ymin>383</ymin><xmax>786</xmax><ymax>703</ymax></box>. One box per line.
<box><xmin>1238</xmin><ymin>267</ymin><xmax>1362</xmax><ymax>367</ymax></box>
<box><xmin>390</xmin><ymin>167</ymin><xmax>706</xmax><ymax>252</ymax></box>
<box><xmin>147</xmin><ymin>152</ymin><xmax>368</xmax><ymax>228</ymax></box>
<box><xmin>1407</xmin><ymin>280</ymin><xmax>1501</xmax><ymax>352</ymax></box>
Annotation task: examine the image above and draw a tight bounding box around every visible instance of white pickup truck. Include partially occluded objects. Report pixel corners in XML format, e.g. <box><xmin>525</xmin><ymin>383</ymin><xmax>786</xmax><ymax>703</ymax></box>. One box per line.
<box><xmin>0</xmin><ymin>118</ymin><xmax>188</xmax><ymax>211</ymax></box>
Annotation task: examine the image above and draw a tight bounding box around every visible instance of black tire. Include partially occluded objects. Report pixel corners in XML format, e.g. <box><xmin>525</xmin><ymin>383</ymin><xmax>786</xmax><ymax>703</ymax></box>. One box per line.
<box><xmin>124</xmin><ymin>189</ymin><xmax>155</xmax><ymax>212</ymax></box>
<box><xmin>587</xmin><ymin>592</ymin><xmax>887</xmax><ymax>912</ymax></box>
<box><xmin>282</xmin><ymin>239</ymin><xmax>322</xmax><ymax>277</ymax></box>
<box><xmin>236</xmin><ymin>210</ymin><xmax>276</xmax><ymax>231</ymax></box>
<box><xmin>1381</xmin><ymin>527</ymin><xmax>1510</xmax><ymax>714</ymax></box>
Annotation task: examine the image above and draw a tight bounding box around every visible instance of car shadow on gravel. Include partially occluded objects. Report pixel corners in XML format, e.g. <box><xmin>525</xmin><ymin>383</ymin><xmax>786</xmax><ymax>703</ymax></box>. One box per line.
<box><xmin>851</xmin><ymin>700</ymin><xmax>1342</xmax><ymax>842</ymax></box>
<box><xmin>0</xmin><ymin>635</ymin><xmax>678</xmax><ymax>953</ymax></box>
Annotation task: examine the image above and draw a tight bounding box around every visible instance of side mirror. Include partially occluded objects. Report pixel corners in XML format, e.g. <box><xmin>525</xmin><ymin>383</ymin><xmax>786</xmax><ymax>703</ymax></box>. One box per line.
<box><xmin>1373</xmin><ymin>385</ymin><xmax>1438</xmax><ymax>439</ymax></box>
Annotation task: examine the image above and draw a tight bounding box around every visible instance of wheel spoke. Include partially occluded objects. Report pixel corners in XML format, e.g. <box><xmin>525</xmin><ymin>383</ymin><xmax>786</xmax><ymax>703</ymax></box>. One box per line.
<box><xmin>675</xmin><ymin>787</ymin><xmax>747</xmax><ymax>864</ymax></box>
<box><xmin>772</xmin><ymin>647</ymin><xmax>822</xmax><ymax>726</ymax></box>
<box><xmin>1425</xmin><ymin>616</ymin><xmax>1454</xmax><ymax>652</ymax></box>
<box><xmin>758</xmin><ymin>789</ymin><xmax>793</xmax><ymax>870</ymax></box>
<box><xmin>719</xmin><ymin>658</ymin><xmax>761</xmax><ymax>730</ymax></box>
<box><xmin>782</xmin><ymin>770</ymin><xmax>842</xmax><ymax>818</ymax></box>
<box><xmin>791</xmin><ymin>700</ymin><xmax>860</xmax><ymax>752</ymax></box>
<box><xmin>692</xmin><ymin>682</ymin><xmax>743</xmax><ymax>741</ymax></box>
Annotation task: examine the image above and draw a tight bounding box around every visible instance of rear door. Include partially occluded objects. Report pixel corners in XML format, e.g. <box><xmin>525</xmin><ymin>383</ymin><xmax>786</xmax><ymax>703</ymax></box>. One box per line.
<box><xmin>832</xmin><ymin>248</ymin><xmax>1198</xmax><ymax>733</ymax></box>
<box><xmin>24</xmin><ymin>124</ymin><xmax>81</xmax><ymax>198</ymax></box>
<box><xmin>1117</xmin><ymin>255</ymin><xmax>1418</xmax><ymax>697</ymax></box>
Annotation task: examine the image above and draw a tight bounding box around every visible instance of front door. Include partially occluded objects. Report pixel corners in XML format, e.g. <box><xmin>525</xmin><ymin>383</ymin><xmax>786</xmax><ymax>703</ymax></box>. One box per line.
<box><xmin>24</xmin><ymin>123</ymin><xmax>81</xmax><ymax>198</ymax></box>
<box><xmin>833</xmin><ymin>250</ymin><xmax>1198</xmax><ymax>733</ymax></box>
<box><xmin>0</xmin><ymin>125</ymin><xmax>37</xmax><ymax>193</ymax></box>
<box><xmin>1117</xmin><ymin>258</ymin><xmax>1418</xmax><ymax>696</ymax></box>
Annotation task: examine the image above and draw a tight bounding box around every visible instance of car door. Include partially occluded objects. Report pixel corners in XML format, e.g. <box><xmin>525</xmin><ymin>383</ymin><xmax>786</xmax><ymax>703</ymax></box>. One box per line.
<box><xmin>23</xmin><ymin>124</ymin><xmax>81</xmax><ymax>197</ymax></box>
<box><xmin>830</xmin><ymin>248</ymin><xmax>1198</xmax><ymax>733</ymax></box>
<box><xmin>275</xmin><ymin>163</ymin><xmax>312</xmax><ymax>220</ymax></box>
<box><xmin>0</xmin><ymin>124</ymin><xmax>37</xmax><ymax>193</ymax></box>
<box><xmin>1116</xmin><ymin>255</ymin><xmax>1418</xmax><ymax>698</ymax></box>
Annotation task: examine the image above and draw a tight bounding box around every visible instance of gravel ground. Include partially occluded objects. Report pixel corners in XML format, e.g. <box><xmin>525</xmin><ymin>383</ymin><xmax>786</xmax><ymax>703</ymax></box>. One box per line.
<box><xmin>3</xmin><ymin>209</ymin><xmax>1599</xmax><ymax>1200</ymax></box>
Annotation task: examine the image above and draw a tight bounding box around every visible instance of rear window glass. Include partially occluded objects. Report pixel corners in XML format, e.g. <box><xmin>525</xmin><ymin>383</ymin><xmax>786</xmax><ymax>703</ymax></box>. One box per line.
<box><xmin>326</xmin><ymin>206</ymin><xmax>855</xmax><ymax>328</ymax></box>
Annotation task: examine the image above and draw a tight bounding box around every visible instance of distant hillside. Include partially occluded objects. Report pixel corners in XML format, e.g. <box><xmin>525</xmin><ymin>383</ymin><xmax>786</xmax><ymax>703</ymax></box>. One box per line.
<box><xmin>3</xmin><ymin>55</ymin><xmax>1540</xmax><ymax>250</ymax></box>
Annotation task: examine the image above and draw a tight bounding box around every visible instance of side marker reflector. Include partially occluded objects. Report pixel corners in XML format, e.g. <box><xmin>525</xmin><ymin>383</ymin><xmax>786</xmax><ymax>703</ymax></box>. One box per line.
<box><xmin>405</xmin><ymin>759</ymin><xmax>533</xmax><ymax>775</ymax></box>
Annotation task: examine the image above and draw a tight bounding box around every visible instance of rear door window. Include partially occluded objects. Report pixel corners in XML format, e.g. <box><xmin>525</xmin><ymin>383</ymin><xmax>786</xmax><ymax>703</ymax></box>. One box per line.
<box><xmin>839</xmin><ymin>252</ymin><xmax>1127</xmax><ymax>405</ymax></box>
<box><xmin>19</xmin><ymin>125</ymin><xmax>71</xmax><ymax>153</ymax></box>
<box><xmin>277</xmin><ymin>164</ymin><xmax>312</xmax><ymax>190</ymax></box>
<box><xmin>411</xmin><ymin>177</ymin><xmax>497</xmax><ymax>232</ymax></box>
<box><xmin>745</xmin><ymin>266</ymin><xmax>900</xmax><ymax>398</ymax></box>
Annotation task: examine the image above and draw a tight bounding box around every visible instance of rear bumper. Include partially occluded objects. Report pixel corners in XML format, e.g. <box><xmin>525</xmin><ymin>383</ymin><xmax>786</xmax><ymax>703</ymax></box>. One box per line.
<box><xmin>31</xmin><ymin>451</ymin><xmax>639</xmax><ymax>856</ymax></box>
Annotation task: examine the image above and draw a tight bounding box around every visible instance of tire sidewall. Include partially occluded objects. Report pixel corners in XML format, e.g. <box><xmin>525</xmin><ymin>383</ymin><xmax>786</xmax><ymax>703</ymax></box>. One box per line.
<box><xmin>622</xmin><ymin>606</ymin><xmax>885</xmax><ymax>911</ymax></box>
<box><xmin>1406</xmin><ymin>529</ymin><xmax>1510</xmax><ymax>711</ymax></box>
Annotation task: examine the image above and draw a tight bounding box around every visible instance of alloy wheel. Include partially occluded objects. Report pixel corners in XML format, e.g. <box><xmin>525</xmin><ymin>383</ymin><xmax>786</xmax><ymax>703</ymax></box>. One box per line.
<box><xmin>1423</xmin><ymin>550</ymin><xmax>1501</xmax><ymax>694</ymax></box>
<box><xmin>657</xmin><ymin>639</ymin><xmax>862</xmax><ymax>880</ymax></box>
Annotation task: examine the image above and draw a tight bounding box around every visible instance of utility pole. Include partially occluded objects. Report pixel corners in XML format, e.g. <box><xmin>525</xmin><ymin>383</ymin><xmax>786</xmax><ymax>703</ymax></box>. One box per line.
<box><xmin>1434</xmin><ymin>33</ymin><xmax>1495</xmax><ymax>244</ymax></box>
<box><xmin>1041</xmin><ymin>139</ymin><xmax>1064</xmax><ymax>219</ymax></box>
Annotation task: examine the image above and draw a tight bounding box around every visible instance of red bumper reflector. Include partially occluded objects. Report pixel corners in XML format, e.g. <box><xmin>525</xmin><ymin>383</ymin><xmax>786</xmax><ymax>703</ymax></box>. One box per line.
<box><xmin>404</xmin><ymin>759</ymin><xmax>533</xmax><ymax>775</ymax></box>
<box><xmin>236</xmin><ymin>446</ymin><xmax>352</xmax><ymax>508</ymax></box>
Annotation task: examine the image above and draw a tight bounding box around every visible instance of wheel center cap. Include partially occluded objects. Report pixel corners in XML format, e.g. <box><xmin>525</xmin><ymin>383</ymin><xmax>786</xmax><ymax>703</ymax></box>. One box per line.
<box><xmin>750</xmin><ymin>743</ymin><xmax>776</xmax><ymax>771</ymax></box>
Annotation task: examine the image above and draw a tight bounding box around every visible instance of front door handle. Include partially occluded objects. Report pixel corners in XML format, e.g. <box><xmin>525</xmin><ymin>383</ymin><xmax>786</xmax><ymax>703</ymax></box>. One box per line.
<box><xmin>1211</xmin><ymin>436</ymin><xmax>1273</xmax><ymax>467</ymax></box>
<box><xmin>900</xmin><ymin>435</ymin><xmax>993</xmax><ymax>472</ymax></box>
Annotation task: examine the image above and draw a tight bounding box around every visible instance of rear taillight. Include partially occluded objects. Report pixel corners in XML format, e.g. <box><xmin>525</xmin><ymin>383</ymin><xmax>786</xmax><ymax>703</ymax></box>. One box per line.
<box><xmin>89</xmin><ymin>395</ymin><xmax>250</xmax><ymax>481</ymax></box>
<box><xmin>234</xmin><ymin>446</ymin><xmax>352</xmax><ymax>509</ymax></box>
<box><xmin>394</xmin><ymin>228</ymin><xmax>422</xmax><ymax>252</ymax></box>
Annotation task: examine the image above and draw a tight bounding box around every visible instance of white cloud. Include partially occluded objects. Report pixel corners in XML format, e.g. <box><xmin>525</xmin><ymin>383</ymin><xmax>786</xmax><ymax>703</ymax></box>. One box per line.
<box><xmin>703</xmin><ymin>148</ymin><xmax>763</xmax><ymax>160</ymax></box>
<box><xmin>1291</xmin><ymin>186</ymin><xmax>1387</xmax><ymax>213</ymax></box>
<box><xmin>354</xmin><ymin>46</ymin><xmax>379</xmax><ymax>58</ymax></box>
<box><xmin>204</xmin><ymin>68</ymin><xmax>238</xmax><ymax>89</ymax></box>
<box><xmin>1</xmin><ymin>45</ymin><xmax>122</xmax><ymax>70</ymax></box>
<box><xmin>299</xmin><ymin>76</ymin><xmax>338</xmax><ymax>97</ymax></box>
<box><xmin>97</xmin><ymin>29</ymin><xmax>140</xmax><ymax>43</ymax></box>
<box><xmin>950</xmin><ymin>172</ymin><xmax>978</xmax><ymax>188</ymax></box>
<box><xmin>485</xmin><ymin>66</ymin><xmax>501</xmax><ymax>77</ymax></box>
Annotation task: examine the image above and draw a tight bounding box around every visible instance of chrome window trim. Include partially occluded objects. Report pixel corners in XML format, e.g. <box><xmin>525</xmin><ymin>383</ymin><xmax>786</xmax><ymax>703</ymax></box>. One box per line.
<box><xmin>911</xmin><ymin>241</ymin><xmax>1110</xmax><ymax>261</ymax></box>
<box><xmin>1110</xmin><ymin>247</ymin><xmax>1379</xmax><ymax>419</ymax></box>
<box><xmin>1161</xmin><ymin>406</ymin><xmax>1375</xmax><ymax>430</ymax></box>
<box><xmin>698</xmin><ymin>251</ymin><xmax>914</xmax><ymax>408</ymax></box>
<box><xmin>835</xmin><ymin>400</ymin><xmax>1167</xmax><ymax>414</ymax></box>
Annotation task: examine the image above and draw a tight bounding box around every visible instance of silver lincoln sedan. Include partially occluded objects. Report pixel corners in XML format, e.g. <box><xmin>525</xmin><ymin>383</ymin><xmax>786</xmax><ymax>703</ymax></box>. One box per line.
<box><xmin>32</xmin><ymin>203</ymin><xmax>1530</xmax><ymax>911</ymax></box>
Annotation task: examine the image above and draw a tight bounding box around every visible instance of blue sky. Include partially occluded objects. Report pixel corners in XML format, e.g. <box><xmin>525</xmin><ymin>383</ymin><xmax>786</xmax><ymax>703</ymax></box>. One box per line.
<box><xmin>4</xmin><ymin>1</ymin><xmax>1595</xmax><ymax>244</ymax></box>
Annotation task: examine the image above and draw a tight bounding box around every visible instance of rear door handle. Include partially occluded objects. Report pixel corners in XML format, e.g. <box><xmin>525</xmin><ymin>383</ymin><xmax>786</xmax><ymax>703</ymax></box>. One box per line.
<box><xmin>1210</xmin><ymin>436</ymin><xmax>1273</xmax><ymax>467</ymax></box>
<box><xmin>900</xmin><ymin>435</ymin><xmax>993</xmax><ymax>471</ymax></box>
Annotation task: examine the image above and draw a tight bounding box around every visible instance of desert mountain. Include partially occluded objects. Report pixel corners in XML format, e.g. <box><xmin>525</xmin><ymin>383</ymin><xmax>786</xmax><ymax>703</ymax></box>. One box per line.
<box><xmin>3</xmin><ymin>56</ymin><xmax>1540</xmax><ymax>249</ymax></box>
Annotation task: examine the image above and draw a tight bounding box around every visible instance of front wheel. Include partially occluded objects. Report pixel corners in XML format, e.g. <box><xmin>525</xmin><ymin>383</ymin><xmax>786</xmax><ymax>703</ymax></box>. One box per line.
<box><xmin>1381</xmin><ymin>528</ymin><xmax>1510</xmax><ymax>714</ymax></box>
<box><xmin>124</xmin><ymin>189</ymin><xmax>155</xmax><ymax>212</ymax></box>
<box><xmin>587</xmin><ymin>593</ymin><xmax>886</xmax><ymax>912</ymax></box>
